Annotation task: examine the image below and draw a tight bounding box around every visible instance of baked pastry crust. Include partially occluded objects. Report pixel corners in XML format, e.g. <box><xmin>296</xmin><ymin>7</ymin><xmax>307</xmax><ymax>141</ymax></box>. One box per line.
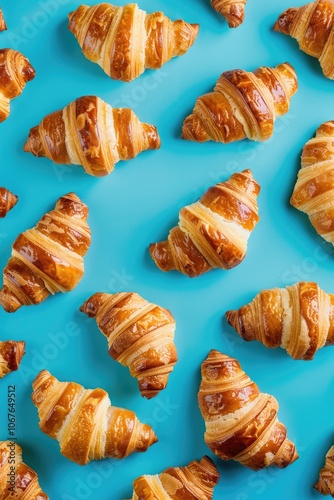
<box><xmin>0</xmin><ymin>188</ymin><xmax>17</xmax><ymax>218</ymax></box>
<box><xmin>274</xmin><ymin>0</ymin><xmax>334</xmax><ymax>79</ymax></box>
<box><xmin>80</xmin><ymin>292</ymin><xmax>177</xmax><ymax>399</ymax></box>
<box><xmin>150</xmin><ymin>169</ymin><xmax>260</xmax><ymax>277</ymax></box>
<box><xmin>182</xmin><ymin>63</ymin><xmax>298</xmax><ymax>144</ymax></box>
<box><xmin>226</xmin><ymin>281</ymin><xmax>334</xmax><ymax>360</ymax></box>
<box><xmin>0</xmin><ymin>49</ymin><xmax>35</xmax><ymax>122</ymax></box>
<box><xmin>291</xmin><ymin>121</ymin><xmax>334</xmax><ymax>243</ymax></box>
<box><xmin>24</xmin><ymin>96</ymin><xmax>160</xmax><ymax>176</ymax></box>
<box><xmin>0</xmin><ymin>193</ymin><xmax>91</xmax><ymax>312</ymax></box>
<box><xmin>314</xmin><ymin>445</ymin><xmax>334</xmax><ymax>496</ymax></box>
<box><xmin>0</xmin><ymin>341</ymin><xmax>25</xmax><ymax>378</ymax></box>
<box><xmin>130</xmin><ymin>456</ymin><xmax>220</xmax><ymax>499</ymax></box>
<box><xmin>198</xmin><ymin>350</ymin><xmax>298</xmax><ymax>470</ymax></box>
<box><xmin>211</xmin><ymin>0</ymin><xmax>247</xmax><ymax>28</ymax></box>
<box><xmin>0</xmin><ymin>9</ymin><xmax>7</xmax><ymax>31</ymax></box>
<box><xmin>31</xmin><ymin>370</ymin><xmax>158</xmax><ymax>465</ymax></box>
<box><xmin>0</xmin><ymin>441</ymin><xmax>49</xmax><ymax>499</ymax></box>
<box><xmin>68</xmin><ymin>3</ymin><xmax>199</xmax><ymax>82</ymax></box>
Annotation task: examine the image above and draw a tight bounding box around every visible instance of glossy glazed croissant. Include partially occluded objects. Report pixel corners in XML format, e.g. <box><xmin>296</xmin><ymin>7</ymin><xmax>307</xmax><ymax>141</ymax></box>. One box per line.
<box><xmin>211</xmin><ymin>0</ymin><xmax>247</xmax><ymax>28</ymax></box>
<box><xmin>0</xmin><ymin>188</ymin><xmax>18</xmax><ymax>218</ymax></box>
<box><xmin>129</xmin><ymin>456</ymin><xmax>220</xmax><ymax>499</ymax></box>
<box><xmin>0</xmin><ymin>441</ymin><xmax>49</xmax><ymax>499</ymax></box>
<box><xmin>182</xmin><ymin>63</ymin><xmax>298</xmax><ymax>143</ymax></box>
<box><xmin>80</xmin><ymin>292</ymin><xmax>177</xmax><ymax>399</ymax></box>
<box><xmin>0</xmin><ymin>49</ymin><xmax>35</xmax><ymax>122</ymax></box>
<box><xmin>24</xmin><ymin>96</ymin><xmax>160</xmax><ymax>177</ymax></box>
<box><xmin>0</xmin><ymin>9</ymin><xmax>7</xmax><ymax>31</ymax></box>
<box><xmin>314</xmin><ymin>445</ymin><xmax>334</xmax><ymax>496</ymax></box>
<box><xmin>0</xmin><ymin>341</ymin><xmax>25</xmax><ymax>378</ymax></box>
<box><xmin>274</xmin><ymin>0</ymin><xmax>334</xmax><ymax>79</ymax></box>
<box><xmin>198</xmin><ymin>350</ymin><xmax>298</xmax><ymax>470</ymax></box>
<box><xmin>226</xmin><ymin>281</ymin><xmax>334</xmax><ymax>360</ymax></box>
<box><xmin>31</xmin><ymin>370</ymin><xmax>157</xmax><ymax>465</ymax></box>
<box><xmin>291</xmin><ymin>121</ymin><xmax>334</xmax><ymax>243</ymax></box>
<box><xmin>150</xmin><ymin>169</ymin><xmax>260</xmax><ymax>278</ymax></box>
<box><xmin>68</xmin><ymin>3</ymin><xmax>199</xmax><ymax>82</ymax></box>
<box><xmin>0</xmin><ymin>193</ymin><xmax>91</xmax><ymax>313</ymax></box>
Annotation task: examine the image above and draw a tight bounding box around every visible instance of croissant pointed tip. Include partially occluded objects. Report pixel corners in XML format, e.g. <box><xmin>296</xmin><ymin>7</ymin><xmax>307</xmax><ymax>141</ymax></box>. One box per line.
<box><xmin>24</xmin><ymin>126</ymin><xmax>44</xmax><ymax>156</ymax></box>
<box><xmin>182</xmin><ymin>114</ymin><xmax>211</xmax><ymax>142</ymax></box>
<box><xmin>80</xmin><ymin>293</ymin><xmax>106</xmax><ymax>317</ymax></box>
<box><xmin>0</xmin><ymin>289</ymin><xmax>22</xmax><ymax>313</ymax></box>
<box><xmin>148</xmin><ymin>428</ymin><xmax>158</xmax><ymax>446</ymax></box>
<box><xmin>191</xmin><ymin>23</ymin><xmax>200</xmax><ymax>37</ymax></box>
<box><xmin>207</xmin><ymin>349</ymin><xmax>225</xmax><ymax>359</ymax></box>
<box><xmin>16</xmin><ymin>341</ymin><xmax>26</xmax><ymax>365</ymax></box>
<box><xmin>11</xmin><ymin>194</ymin><xmax>18</xmax><ymax>208</ymax></box>
<box><xmin>225</xmin><ymin>309</ymin><xmax>237</xmax><ymax>327</ymax></box>
<box><xmin>149</xmin><ymin>241</ymin><xmax>176</xmax><ymax>272</ymax></box>
<box><xmin>23</xmin><ymin>63</ymin><xmax>36</xmax><ymax>83</ymax></box>
<box><xmin>143</xmin><ymin>124</ymin><xmax>161</xmax><ymax>150</ymax></box>
<box><xmin>274</xmin><ymin>8</ymin><xmax>297</xmax><ymax>35</ymax></box>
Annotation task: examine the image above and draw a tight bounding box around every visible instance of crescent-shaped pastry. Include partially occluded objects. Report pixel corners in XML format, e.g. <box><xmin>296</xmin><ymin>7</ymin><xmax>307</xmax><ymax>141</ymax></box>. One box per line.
<box><xmin>80</xmin><ymin>291</ymin><xmax>177</xmax><ymax>399</ymax></box>
<box><xmin>32</xmin><ymin>370</ymin><xmax>158</xmax><ymax>465</ymax></box>
<box><xmin>198</xmin><ymin>350</ymin><xmax>298</xmax><ymax>470</ymax></box>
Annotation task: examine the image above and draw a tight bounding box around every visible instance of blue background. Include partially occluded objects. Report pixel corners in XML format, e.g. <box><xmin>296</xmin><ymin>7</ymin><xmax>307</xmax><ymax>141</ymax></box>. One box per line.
<box><xmin>0</xmin><ymin>1</ymin><xmax>334</xmax><ymax>499</ymax></box>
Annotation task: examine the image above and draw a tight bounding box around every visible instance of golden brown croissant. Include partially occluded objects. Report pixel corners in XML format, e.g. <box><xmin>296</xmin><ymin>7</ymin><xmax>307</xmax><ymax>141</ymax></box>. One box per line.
<box><xmin>198</xmin><ymin>350</ymin><xmax>298</xmax><ymax>470</ymax></box>
<box><xmin>80</xmin><ymin>292</ymin><xmax>177</xmax><ymax>399</ymax></box>
<box><xmin>0</xmin><ymin>441</ymin><xmax>49</xmax><ymax>499</ymax></box>
<box><xmin>31</xmin><ymin>370</ymin><xmax>157</xmax><ymax>465</ymax></box>
<box><xmin>0</xmin><ymin>49</ymin><xmax>35</xmax><ymax>123</ymax></box>
<box><xmin>0</xmin><ymin>192</ymin><xmax>91</xmax><ymax>313</ymax></box>
<box><xmin>274</xmin><ymin>1</ymin><xmax>334</xmax><ymax>79</ymax></box>
<box><xmin>0</xmin><ymin>341</ymin><xmax>25</xmax><ymax>378</ymax></box>
<box><xmin>68</xmin><ymin>3</ymin><xmax>199</xmax><ymax>82</ymax></box>
<box><xmin>314</xmin><ymin>446</ymin><xmax>334</xmax><ymax>496</ymax></box>
<box><xmin>24</xmin><ymin>95</ymin><xmax>160</xmax><ymax>177</ymax></box>
<box><xmin>129</xmin><ymin>456</ymin><xmax>220</xmax><ymax>499</ymax></box>
<box><xmin>0</xmin><ymin>188</ymin><xmax>18</xmax><ymax>218</ymax></box>
<box><xmin>226</xmin><ymin>281</ymin><xmax>334</xmax><ymax>360</ymax></box>
<box><xmin>182</xmin><ymin>63</ymin><xmax>298</xmax><ymax>143</ymax></box>
<box><xmin>0</xmin><ymin>9</ymin><xmax>7</xmax><ymax>31</ymax></box>
<box><xmin>290</xmin><ymin>121</ymin><xmax>334</xmax><ymax>243</ymax></box>
<box><xmin>150</xmin><ymin>169</ymin><xmax>260</xmax><ymax>278</ymax></box>
<box><xmin>211</xmin><ymin>0</ymin><xmax>247</xmax><ymax>28</ymax></box>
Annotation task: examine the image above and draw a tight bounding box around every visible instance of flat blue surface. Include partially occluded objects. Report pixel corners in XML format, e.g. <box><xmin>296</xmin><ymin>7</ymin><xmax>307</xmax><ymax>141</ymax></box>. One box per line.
<box><xmin>0</xmin><ymin>1</ymin><xmax>334</xmax><ymax>499</ymax></box>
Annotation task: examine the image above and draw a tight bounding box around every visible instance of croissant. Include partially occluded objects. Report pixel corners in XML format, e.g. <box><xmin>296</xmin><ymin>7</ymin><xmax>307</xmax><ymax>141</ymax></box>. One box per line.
<box><xmin>129</xmin><ymin>456</ymin><xmax>220</xmax><ymax>499</ymax></box>
<box><xmin>314</xmin><ymin>445</ymin><xmax>334</xmax><ymax>496</ymax></box>
<box><xmin>149</xmin><ymin>169</ymin><xmax>260</xmax><ymax>278</ymax></box>
<box><xmin>0</xmin><ymin>9</ymin><xmax>7</xmax><ymax>31</ymax></box>
<box><xmin>198</xmin><ymin>350</ymin><xmax>298</xmax><ymax>470</ymax></box>
<box><xmin>0</xmin><ymin>192</ymin><xmax>91</xmax><ymax>313</ymax></box>
<box><xmin>0</xmin><ymin>341</ymin><xmax>25</xmax><ymax>378</ymax></box>
<box><xmin>24</xmin><ymin>96</ymin><xmax>160</xmax><ymax>177</ymax></box>
<box><xmin>0</xmin><ymin>49</ymin><xmax>35</xmax><ymax>123</ymax></box>
<box><xmin>274</xmin><ymin>1</ymin><xmax>334</xmax><ymax>79</ymax></box>
<box><xmin>0</xmin><ymin>188</ymin><xmax>18</xmax><ymax>218</ymax></box>
<box><xmin>290</xmin><ymin>121</ymin><xmax>334</xmax><ymax>244</ymax></box>
<box><xmin>31</xmin><ymin>370</ymin><xmax>157</xmax><ymax>465</ymax></box>
<box><xmin>0</xmin><ymin>441</ymin><xmax>49</xmax><ymax>499</ymax></box>
<box><xmin>226</xmin><ymin>281</ymin><xmax>334</xmax><ymax>360</ymax></box>
<box><xmin>80</xmin><ymin>292</ymin><xmax>177</xmax><ymax>399</ymax></box>
<box><xmin>211</xmin><ymin>0</ymin><xmax>247</xmax><ymax>28</ymax></box>
<box><xmin>68</xmin><ymin>3</ymin><xmax>199</xmax><ymax>82</ymax></box>
<box><xmin>182</xmin><ymin>63</ymin><xmax>298</xmax><ymax>144</ymax></box>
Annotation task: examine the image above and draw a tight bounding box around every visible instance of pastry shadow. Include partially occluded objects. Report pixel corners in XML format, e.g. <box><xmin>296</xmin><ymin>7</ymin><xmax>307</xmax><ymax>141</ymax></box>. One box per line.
<box><xmin>76</xmin><ymin>308</ymin><xmax>139</xmax><ymax>401</ymax></box>
<box><xmin>56</xmin><ymin>17</ymin><xmax>108</xmax><ymax>82</ymax></box>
